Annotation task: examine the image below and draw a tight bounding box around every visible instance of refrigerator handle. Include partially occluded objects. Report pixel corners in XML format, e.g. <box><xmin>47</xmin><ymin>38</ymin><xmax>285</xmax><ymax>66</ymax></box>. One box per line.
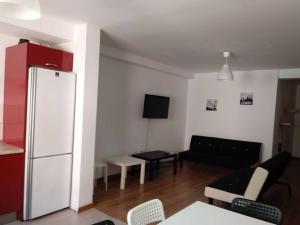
<box><xmin>24</xmin><ymin>67</ymin><xmax>37</xmax><ymax>219</ymax></box>
<box><xmin>26</xmin><ymin>67</ymin><xmax>37</xmax><ymax>159</ymax></box>
<box><xmin>45</xmin><ymin>63</ymin><xmax>58</xmax><ymax>68</ymax></box>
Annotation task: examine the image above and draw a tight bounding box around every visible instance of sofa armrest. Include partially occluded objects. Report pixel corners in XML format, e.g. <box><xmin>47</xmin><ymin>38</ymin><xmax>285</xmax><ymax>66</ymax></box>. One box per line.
<box><xmin>205</xmin><ymin>187</ymin><xmax>243</xmax><ymax>204</ymax></box>
<box><xmin>243</xmin><ymin>167</ymin><xmax>269</xmax><ymax>201</ymax></box>
<box><xmin>250</xmin><ymin>162</ymin><xmax>261</xmax><ymax>168</ymax></box>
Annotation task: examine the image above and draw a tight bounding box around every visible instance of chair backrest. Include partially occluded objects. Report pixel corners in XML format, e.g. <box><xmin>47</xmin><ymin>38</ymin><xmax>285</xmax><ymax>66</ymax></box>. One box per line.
<box><xmin>231</xmin><ymin>198</ymin><xmax>282</xmax><ymax>225</ymax></box>
<box><xmin>244</xmin><ymin>167</ymin><xmax>269</xmax><ymax>201</ymax></box>
<box><xmin>127</xmin><ymin>199</ymin><xmax>165</xmax><ymax>225</ymax></box>
<box><xmin>259</xmin><ymin>151</ymin><xmax>291</xmax><ymax>194</ymax></box>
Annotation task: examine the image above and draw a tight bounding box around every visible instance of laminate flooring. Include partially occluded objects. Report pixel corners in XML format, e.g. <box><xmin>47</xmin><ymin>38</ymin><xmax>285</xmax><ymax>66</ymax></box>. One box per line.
<box><xmin>94</xmin><ymin>160</ymin><xmax>300</xmax><ymax>225</ymax></box>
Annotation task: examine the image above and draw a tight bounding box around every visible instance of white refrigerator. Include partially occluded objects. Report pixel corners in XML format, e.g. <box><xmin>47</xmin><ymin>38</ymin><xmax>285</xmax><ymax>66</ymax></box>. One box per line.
<box><xmin>23</xmin><ymin>67</ymin><xmax>76</xmax><ymax>220</ymax></box>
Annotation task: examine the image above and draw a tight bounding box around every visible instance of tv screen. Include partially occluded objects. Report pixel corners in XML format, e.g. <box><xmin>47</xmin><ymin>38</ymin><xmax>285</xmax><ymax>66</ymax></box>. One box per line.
<box><xmin>143</xmin><ymin>94</ymin><xmax>170</xmax><ymax>119</ymax></box>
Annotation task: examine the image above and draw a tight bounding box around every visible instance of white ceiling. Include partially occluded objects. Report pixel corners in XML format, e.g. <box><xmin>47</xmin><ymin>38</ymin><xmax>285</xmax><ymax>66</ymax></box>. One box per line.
<box><xmin>41</xmin><ymin>0</ymin><xmax>300</xmax><ymax>73</ymax></box>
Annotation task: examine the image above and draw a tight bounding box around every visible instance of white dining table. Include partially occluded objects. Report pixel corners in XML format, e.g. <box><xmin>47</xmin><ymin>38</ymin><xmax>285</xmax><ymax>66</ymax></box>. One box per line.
<box><xmin>158</xmin><ymin>201</ymin><xmax>275</xmax><ymax>225</ymax></box>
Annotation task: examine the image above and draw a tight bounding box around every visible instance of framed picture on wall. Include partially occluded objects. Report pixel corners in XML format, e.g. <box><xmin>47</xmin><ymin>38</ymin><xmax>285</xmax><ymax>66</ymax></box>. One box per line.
<box><xmin>206</xmin><ymin>99</ymin><xmax>218</xmax><ymax>111</ymax></box>
<box><xmin>240</xmin><ymin>92</ymin><xmax>253</xmax><ymax>105</ymax></box>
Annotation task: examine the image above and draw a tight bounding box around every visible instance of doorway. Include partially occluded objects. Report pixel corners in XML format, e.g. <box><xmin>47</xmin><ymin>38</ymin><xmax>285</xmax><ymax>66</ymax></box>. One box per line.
<box><xmin>273</xmin><ymin>79</ymin><xmax>300</xmax><ymax>157</ymax></box>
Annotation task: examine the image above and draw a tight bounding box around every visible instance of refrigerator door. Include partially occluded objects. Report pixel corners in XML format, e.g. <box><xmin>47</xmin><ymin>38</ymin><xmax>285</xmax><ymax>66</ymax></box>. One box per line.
<box><xmin>28</xmin><ymin>67</ymin><xmax>76</xmax><ymax>158</ymax></box>
<box><xmin>27</xmin><ymin>154</ymin><xmax>72</xmax><ymax>219</ymax></box>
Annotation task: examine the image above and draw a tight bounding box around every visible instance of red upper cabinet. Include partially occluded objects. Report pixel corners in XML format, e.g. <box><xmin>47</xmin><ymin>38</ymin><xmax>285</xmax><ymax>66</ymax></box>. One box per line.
<box><xmin>3</xmin><ymin>43</ymin><xmax>73</xmax><ymax>149</ymax></box>
<box><xmin>27</xmin><ymin>43</ymin><xmax>73</xmax><ymax>71</ymax></box>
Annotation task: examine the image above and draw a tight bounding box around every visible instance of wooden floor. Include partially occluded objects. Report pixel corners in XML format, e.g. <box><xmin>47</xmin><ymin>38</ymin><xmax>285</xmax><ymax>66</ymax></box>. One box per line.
<box><xmin>94</xmin><ymin>160</ymin><xmax>300</xmax><ymax>225</ymax></box>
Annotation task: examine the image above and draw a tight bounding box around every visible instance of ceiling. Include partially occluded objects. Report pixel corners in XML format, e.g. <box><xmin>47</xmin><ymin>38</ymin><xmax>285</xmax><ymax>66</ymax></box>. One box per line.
<box><xmin>41</xmin><ymin>0</ymin><xmax>300</xmax><ymax>73</ymax></box>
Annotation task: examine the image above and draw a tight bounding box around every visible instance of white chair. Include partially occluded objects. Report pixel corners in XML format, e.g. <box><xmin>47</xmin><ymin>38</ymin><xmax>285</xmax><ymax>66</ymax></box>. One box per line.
<box><xmin>94</xmin><ymin>162</ymin><xmax>108</xmax><ymax>191</ymax></box>
<box><xmin>127</xmin><ymin>199</ymin><xmax>165</xmax><ymax>225</ymax></box>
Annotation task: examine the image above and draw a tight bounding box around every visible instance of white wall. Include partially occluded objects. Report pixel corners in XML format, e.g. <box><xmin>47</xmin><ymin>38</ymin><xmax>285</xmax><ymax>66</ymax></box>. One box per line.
<box><xmin>185</xmin><ymin>70</ymin><xmax>279</xmax><ymax>161</ymax></box>
<box><xmin>58</xmin><ymin>24</ymin><xmax>101</xmax><ymax>210</ymax></box>
<box><xmin>279</xmin><ymin>68</ymin><xmax>300</xmax><ymax>79</ymax></box>
<box><xmin>0</xmin><ymin>15</ymin><xmax>74</xmax><ymax>43</ymax></box>
<box><xmin>0</xmin><ymin>33</ymin><xmax>19</xmax><ymax>139</ymax></box>
<box><xmin>73</xmin><ymin>24</ymin><xmax>100</xmax><ymax>210</ymax></box>
<box><xmin>95</xmin><ymin>55</ymin><xmax>188</xmax><ymax>173</ymax></box>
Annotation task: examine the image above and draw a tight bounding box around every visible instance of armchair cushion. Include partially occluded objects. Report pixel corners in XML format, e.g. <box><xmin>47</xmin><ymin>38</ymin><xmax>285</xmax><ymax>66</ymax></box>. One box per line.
<box><xmin>204</xmin><ymin>167</ymin><xmax>268</xmax><ymax>203</ymax></box>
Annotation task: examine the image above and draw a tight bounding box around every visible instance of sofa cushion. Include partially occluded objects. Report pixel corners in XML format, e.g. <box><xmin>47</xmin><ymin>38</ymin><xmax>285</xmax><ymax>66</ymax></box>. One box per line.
<box><xmin>180</xmin><ymin>152</ymin><xmax>221</xmax><ymax>163</ymax></box>
<box><xmin>189</xmin><ymin>136</ymin><xmax>222</xmax><ymax>154</ymax></box>
<box><xmin>205</xmin><ymin>168</ymin><xmax>254</xmax><ymax>203</ymax></box>
<box><xmin>221</xmin><ymin>140</ymin><xmax>261</xmax><ymax>163</ymax></box>
<box><xmin>205</xmin><ymin>167</ymin><xmax>268</xmax><ymax>203</ymax></box>
<box><xmin>206</xmin><ymin>168</ymin><xmax>255</xmax><ymax>195</ymax></box>
<box><xmin>182</xmin><ymin>135</ymin><xmax>261</xmax><ymax>169</ymax></box>
<box><xmin>259</xmin><ymin>151</ymin><xmax>291</xmax><ymax>193</ymax></box>
<box><xmin>180</xmin><ymin>151</ymin><xmax>254</xmax><ymax>169</ymax></box>
<box><xmin>204</xmin><ymin>187</ymin><xmax>243</xmax><ymax>203</ymax></box>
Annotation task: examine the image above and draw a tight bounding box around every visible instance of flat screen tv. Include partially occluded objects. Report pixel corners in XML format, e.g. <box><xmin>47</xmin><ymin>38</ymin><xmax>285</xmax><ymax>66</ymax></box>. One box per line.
<box><xmin>143</xmin><ymin>94</ymin><xmax>170</xmax><ymax>119</ymax></box>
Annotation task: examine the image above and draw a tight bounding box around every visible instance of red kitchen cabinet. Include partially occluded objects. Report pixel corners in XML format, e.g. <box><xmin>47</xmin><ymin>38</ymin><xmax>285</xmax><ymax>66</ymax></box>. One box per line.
<box><xmin>1</xmin><ymin>43</ymin><xmax>73</xmax><ymax>218</ymax></box>
<box><xmin>3</xmin><ymin>43</ymin><xmax>73</xmax><ymax>149</ymax></box>
<box><xmin>27</xmin><ymin>43</ymin><xmax>73</xmax><ymax>71</ymax></box>
<box><xmin>0</xmin><ymin>153</ymin><xmax>25</xmax><ymax>217</ymax></box>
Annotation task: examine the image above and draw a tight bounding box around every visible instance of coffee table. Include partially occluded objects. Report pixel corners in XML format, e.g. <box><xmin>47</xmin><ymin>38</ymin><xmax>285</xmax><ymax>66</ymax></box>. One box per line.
<box><xmin>132</xmin><ymin>150</ymin><xmax>177</xmax><ymax>181</ymax></box>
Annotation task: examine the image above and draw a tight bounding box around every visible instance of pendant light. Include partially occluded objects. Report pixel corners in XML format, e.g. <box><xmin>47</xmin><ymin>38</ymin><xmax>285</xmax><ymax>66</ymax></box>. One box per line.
<box><xmin>0</xmin><ymin>0</ymin><xmax>41</xmax><ymax>20</ymax></box>
<box><xmin>218</xmin><ymin>51</ymin><xmax>234</xmax><ymax>81</ymax></box>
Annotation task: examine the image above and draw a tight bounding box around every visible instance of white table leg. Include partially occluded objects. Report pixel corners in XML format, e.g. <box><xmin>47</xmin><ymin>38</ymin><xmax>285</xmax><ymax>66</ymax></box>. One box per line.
<box><xmin>140</xmin><ymin>162</ymin><xmax>145</xmax><ymax>184</ymax></box>
<box><xmin>120</xmin><ymin>166</ymin><xmax>127</xmax><ymax>190</ymax></box>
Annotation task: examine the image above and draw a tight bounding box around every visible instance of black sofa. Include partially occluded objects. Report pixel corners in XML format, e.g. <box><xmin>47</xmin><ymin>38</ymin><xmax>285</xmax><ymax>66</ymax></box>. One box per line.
<box><xmin>204</xmin><ymin>152</ymin><xmax>291</xmax><ymax>205</ymax></box>
<box><xmin>179</xmin><ymin>135</ymin><xmax>262</xmax><ymax>169</ymax></box>
<box><xmin>259</xmin><ymin>151</ymin><xmax>292</xmax><ymax>195</ymax></box>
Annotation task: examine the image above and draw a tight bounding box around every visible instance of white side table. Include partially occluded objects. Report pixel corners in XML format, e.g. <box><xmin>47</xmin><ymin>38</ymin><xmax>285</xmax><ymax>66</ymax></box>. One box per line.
<box><xmin>94</xmin><ymin>162</ymin><xmax>108</xmax><ymax>191</ymax></box>
<box><xmin>105</xmin><ymin>156</ymin><xmax>146</xmax><ymax>190</ymax></box>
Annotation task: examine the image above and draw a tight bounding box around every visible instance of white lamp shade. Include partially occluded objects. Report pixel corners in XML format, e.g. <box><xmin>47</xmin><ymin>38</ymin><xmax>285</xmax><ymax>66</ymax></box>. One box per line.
<box><xmin>218</xmin><ymin>64</ymin><xmax>234</xmax><ymax>81</ymax></box>
<box><xmin>0</xmin><ymin>0</ymin><xmax>40</xmax><ymax>20</ymax></box>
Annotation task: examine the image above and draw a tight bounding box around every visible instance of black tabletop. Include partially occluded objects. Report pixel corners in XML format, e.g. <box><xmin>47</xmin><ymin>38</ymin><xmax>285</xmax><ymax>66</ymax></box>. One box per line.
<box><xmin>132</xmin><ymin>150</ymin><xmax>176</xmax><ymax>160</ymax></box>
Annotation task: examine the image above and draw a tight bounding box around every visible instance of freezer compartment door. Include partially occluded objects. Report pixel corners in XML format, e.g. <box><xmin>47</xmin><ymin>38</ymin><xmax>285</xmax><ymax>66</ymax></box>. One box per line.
<box><xmin>27</xmin><ymin>67</ymin><xmax>76</xmax><ymax>158</ymax></box>
<box><xmin>27</xmin><ymin>154</ymin><xmax>72</xmax><ymax>219</ymax></box>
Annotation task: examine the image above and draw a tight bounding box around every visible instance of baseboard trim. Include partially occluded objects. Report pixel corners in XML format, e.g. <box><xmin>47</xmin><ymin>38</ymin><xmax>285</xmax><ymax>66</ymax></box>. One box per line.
<box><xmin>78</xmin><ymin>203</ymin><xmax>95</xmax><ymax>213</ymax></box>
